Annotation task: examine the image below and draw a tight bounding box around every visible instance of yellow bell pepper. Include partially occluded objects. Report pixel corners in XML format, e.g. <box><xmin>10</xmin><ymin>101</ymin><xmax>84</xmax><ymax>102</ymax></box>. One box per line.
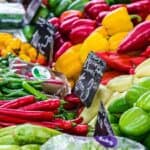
<box><xmin>102</xmin><ymin>7</ymin><xmax>133</xmax><ymax>35</ymax></box>
<box><xmin>55</xmin><ymin>44</ymin><xmax>82</xmax><ymax>80</ymax></box>
<box><xmin>80</xmin><ymin>28</ymin><xmax>109</xmax><ymax>63</ymax></box>
<box><xmin>109</xmin><ymin>32</ymin><xmax>128</xmax><ymax>51</ymax></box>
<box><xmin>19</xmin><ymin>54</ymin><xmax>31</xmax><ymax>62</ymax></box>
<box><xmin>94</xmin><ymin>26</ymin><xmax>109</xmax><ymax>39</ymax></box>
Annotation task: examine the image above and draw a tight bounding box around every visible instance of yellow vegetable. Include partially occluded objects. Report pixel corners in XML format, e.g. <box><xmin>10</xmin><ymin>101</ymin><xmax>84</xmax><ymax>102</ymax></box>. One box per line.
<box><xmin>102</xmin><ymin>7</ymin><xmax>133</xmax><ymax>35</ymax></box>
<box><xmin>55</xmin><ymin>44</ymin><xmax>82</xmax><ymax>80</ymax></box>
<box><xmin>19</xmin><ymin>54</ymin><xmax>31</xmax><ymax>62</ymax></box>
<box><xmin>27</xmin><ymin>47</ymin><xmax>37</xmax><ymax>62</ymax></box>
<box><xmin>80</xmin><ymin>31</ymin><xmax>109</xmax><ymax>63</ymax></box>
<box><xmin>109</xmin><ymin>32</ymin><xmax>128</xmax><ymax>51</ymax></box>
<box><xmin>94</xmin><ymin>26</ymin><xmax>109</xmax><ymax>39</ymax></box>
<box><xmin>146</xmin><ymin>14</ymin><xmax>150</xmax><ymax>21</ymax></box>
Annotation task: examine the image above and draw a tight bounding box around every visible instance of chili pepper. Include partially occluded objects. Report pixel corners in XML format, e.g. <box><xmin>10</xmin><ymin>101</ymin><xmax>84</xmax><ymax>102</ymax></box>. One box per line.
<box><xmin>67</xmin><ymin>124</ymin><xmax>88</xmax><ymax>136</ymax></box>
<box><xmin>88</xmin><ymin>3</ymin><xmax>109</xmax><ymax>19</ymax></box>
<box><xmin>67</xmin><ymin>0</ymin><xmax>89</xmax><ymax>11</ymax></box>
<box><xmin>0</xmin><ymin>108</ymin><xmax>54</xmax><ymax>121</ymax></box>
<box><xmin>0</xmin><ymin>122</ymin><xmax>15</xmax><ymax>127</ymax></box>
<box><xmin>0</xmin><ymin>95</ymin><xmax>35</xmax><ymax>109</ymax></box>
<box><xmin>69</xmin><ymin>26</ymin><xmax>95</xmax><ymax>44</ymax></box>
<box><xmin>6</xmin><ymin>89</ymin><xmax>28</xmax><ymax>98</ymax></box>
<box><xmin>97</xmin><ymin>52</ymin><xmax>132</xmax><ymax>73</ymax></box>
<box><xmin>54</xmin><ymin>0</ymin><xmax>72</xmax><ymax>16</ymax></box>
<box><xmin>119</xmin><ymin>107</ymin><xmax>150</xmax><ymax>136</ymax></box>
<box><xmin>141</xmin><ymin>46</ymin><xmax>150</xmax><ymax>57</ymax></box>
<box><xmin>48</xmin><ymin>0</ymin><xmax>61</xmax><ymax>9</ymax></box>
<box><xmin>20</xmin><ymin>99</ymin><xmax>60</xmax><ymax>111</ymax></box>
<box><xmin>60</xmin><ymin>10</ymin><xmax>82</xmax><ymax>22</ymax></box>
<box><xmin>60</xmin><ymin>16</ymin><xmax>79</xmax><ymax>33</ymax></box>
<box><xmin>96</xmin><ymin>11</ymin><xmax>110</xmax><ymax>25</ymax></box>
<box><xmin>54</xmin><ymin>41</ymin><xmax>72</xmax><ymax>61</ymax></box>
<box><xmin>22</xmin><ymin>81</ymin><xmax>47</xmax><ymax>100</ymax></box>
<box><xmin>101</xmin><ymin>71</ymin><xmax>123</xmax><ymax>85</ymax></box>
<box><xmin>71</xmin><ymin>117</ymin><xmax>83</xmax><ymax>124</ymax></box>
<box><xmin>64</xmin><ymin>94</ymin><xmax>81</xmax><ymax>104</ymax></box>
<box><xmin>48</xmin><ymin>17</ymin><xmax>60</xmax><ymax>29</ymax></box>
<box><xmin>130</xmin><ymin>56</ymin><xmax>146</xmax><ymax>66</ymax></box>
<box><xmin>84</xmin><ymin>0</ymin><xmax>105</xmax><ymax>13</ymax></box>
<box><xmin>117</xmin><ymin>21</ymin><xmax>150</xmax><ymax>54</ymax></box>
<box><xmin>0</xmin><ymin>101</ymin><xmax>8</xmax><ymax>106</ymax></box>
<box><xmin>106</xmin><ymin>0</ymin><xmax>130</xmax><ymax>5</ymax></box>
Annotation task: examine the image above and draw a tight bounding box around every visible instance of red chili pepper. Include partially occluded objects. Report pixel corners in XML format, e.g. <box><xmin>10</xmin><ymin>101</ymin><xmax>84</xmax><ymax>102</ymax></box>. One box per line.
<box><xmin>55</xmin><ymin>41</ymin><xmax>72</xmax><ymax>61</ymax></box>
<box><xmin>0</xmin><ymin>122</ymin><xmax>15</xmax><ymax>127</ymax></box>
<box><xmin>101</xmin><ymin>71</ymin><xmax>123</xmax><ymax>85</ymax></box>
<box><xmin>117</xmin><ymin>21</ymin><xmax>150</xmax><ymax>54</ymax></box>
<box><xmin>88</xmin><ymin>3</ymin><xmax>109</xmax><ymax>19</ymax></box>
<box><xmin>67</xmin><ymin>124</ymin><xmax>88</xmax><ymax>136</ymax></box>
<box><xmin>0</xmin><ymin>95</ymin><xmax>35</xmax><ymax>109</ymax></box>
<box><xmin>69</xmin><ymin>26</ymin><xmax>95</xmax><ymax>44</ymax></box>
<box><xmin>0</xmin><ymin>108</ymin><xmax>54</xmax><ymax>121</ymax></box>
<box><xmin>141</xmin><ymin>46</ymin><xmax>150</xmax><ymax>57</ymax></box>
<box><xmin>64</xmin><ymin>94</ymin><xmax>81</xmax><ymax>104</ymax></box>
<box><xmin>60</xmin><ymin>17</ymin><xmax>79</xmax><ymax>33</ymax></box>
<box><xmin>97</xmin><ymin>52</ymin><xmax>132</xmax><ymax>73</ymax></box>
<box><xmin>0</xmin><ymin>101</ymin><xmax>8</xmax><ymax>106</ymax></box>
<box><xmin>130</xmin><ymin>56</ymin><xmax>146</xmax><ymax>66</ymax></box>
<box><xmin>84</xmin><ymin>0</ymin><xmax>106</xmax><ymax>13</ymax></box>
<box><xmin>71</xmin><ymin>19</ymin><xmax>96</xmax><ymax>29</ymax></box>
<box><xmin>96</xmin><ymin>11</ymin><xmax>110</xmax><ymax>25</ymax></box>
<box><xmin>71</xmin><ymin>117</ymin><xmax>83</xmax><ymax>124</ymax></box>
<box><xmin>20</xmin><ymin>99</ymin><xmax>60</xmax><ymax>111</ymax></box>
<box><xmin>48</xmin><ymin>17</ymin><xmax>60</xmax><ymax>29</ymax></box>
<box><xmin>60</xmin><ymin>10</ymin><xmax>83</xmax><ymax>22</ymax></box>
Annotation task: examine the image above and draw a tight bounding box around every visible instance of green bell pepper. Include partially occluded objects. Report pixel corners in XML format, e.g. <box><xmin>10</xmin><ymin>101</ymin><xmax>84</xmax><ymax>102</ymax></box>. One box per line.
<box><xmin>21</xmin><ymin>144</ymin><xmax>40</xmax><ymax>150</ymax></box>
<box><xmin>105</xmin><ymin>0</ymin><xmax>130</xmax><ymax>5</ymax></box>
<box><xmin>125</xmin><ymin>85</ymin><xmax>148</xmax><ymax>106</ymax></box>
<box><xmin>119</xmin><ymin>107</ymin><xmax>150</xmax><ymax>136</ymax></box>
<box><xmin>48</xmin><ymin>0</ymin><xmax>61</xmax><ymax>9</ymax></box>
<box><xmin>144</xmin><ymin>134</ymin><xmax>150</xmax><ymax>150</ymax></box>
<box><xmin>67</xmin><ymin>0</ymin><xmax>89</xmax><ymax>11</ymax></box>
<box><xmin>135</xmin><ymin>91</ymin><xmax>150</xmax><ymax>112</ymax></box>
<box><xmin>107</xmin><ymin>112</ymin><xmax>119</xmax><ymax>123</ymax></box>
<box><xmin>54</xmin><ymin>0</ymin><xmax>72</xmax><ymax>16</ymax></box>
<box><xmin>108</xmin><ymin>93</ymin><xmax>130</xmax><ymax>114</ymax></box>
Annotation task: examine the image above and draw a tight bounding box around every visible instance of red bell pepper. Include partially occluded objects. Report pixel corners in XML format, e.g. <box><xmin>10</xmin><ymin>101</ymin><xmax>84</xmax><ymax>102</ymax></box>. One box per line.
<box><xmin>117</xmin><ymin>21</ymin><xmax>150</xmax><ymax>54</ymax></box>
<box><xmin>48</xmin><ymin>17</ymin><xmax>60</xmax><ymax>29</ymax></box>
<box><xmin>141</xmin><ymin>46</ymin><xmax>150</xmax><ymax>57</ymax></box>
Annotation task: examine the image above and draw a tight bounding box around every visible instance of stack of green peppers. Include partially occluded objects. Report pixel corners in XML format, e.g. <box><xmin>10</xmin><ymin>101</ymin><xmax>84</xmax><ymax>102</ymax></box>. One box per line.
<box><xmin>107</xmin><ymin>77</ymin><xmax>150</xmax><ymax>149</ymax></box>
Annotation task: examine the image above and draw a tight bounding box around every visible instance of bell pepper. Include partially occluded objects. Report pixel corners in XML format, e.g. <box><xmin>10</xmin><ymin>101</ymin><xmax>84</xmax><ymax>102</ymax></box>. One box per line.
<box><xmin>67</xmin><ymin>0</ymin><xmax>89</xmax><ymax>11</ymax></box>
<box><xmin>119</xmin><ymin>107</ymin><xmax>150</xmax><ymax>136</ymax></box>
<box><xmin>117</xmin><ymin>21</ymin><xmax>150</xmax><ymax>54</ymax></box>
<box><xmin>146</xmin><ymin>14</ymin><xmax>150</xmax><ymax>21</ymax></box>
<box><xmin>108</xmin><ymin>92</ymin><xmax>130</xmax><ymax>114</ymax></box>
<box><xmin>55</xmin><ymin>44</ymin><xmax>83</xmax><ymax>80</ymax></box>
<box><xmin>109</xmin><ymin>32</ymin><xmax>128</xmax><ymax>51</ymax></box>
<box><xmin>48</xmin><ymin>17</ymin><xmax>60</xmax><ymax>29</ymax></box>
<box><xmin>144</xmin><ymin>134</ymin><xmax>150</xmax><ymax>150</ymax></box>
<box><xmin>80</xmin><ymin>28</ymin><xmax>109</xmax><ymax>63</ymax></box>
<box><xmin>54</xmin><ymin>0</ymin><xmax>72</xmax><ymax>16</ymax></box>
<box><xmin>102</xmin><ymin>7</ymin><xmax>133</xmax><ymax>35</ymax></box>
<box><xmin>137</xmin><ymin>77</ymin><xmax>150</xmax><ymax>89</ymax></box>
<box><xmin>135</xmin><ymin>91</ymin><xmax>150</xmax><ymax>112</ymax></box>
<box><xmin>48</xmin><ymin>0</ymin><xmax>61</xmax><ymax>9</ymax></box>
<box><xmin>141</xmin><ymin>46</ymin><xmax>150</xmax><ymax>57</ymax></box>
<box><xmin>111</xmin><ymin>123</ymin><xmax>121</xmax><ymax>136</ymax></box>
<box><xmin>106</xmin><ymin>0</ymin><xmax>130</xmax><ymax>5</ymax></box>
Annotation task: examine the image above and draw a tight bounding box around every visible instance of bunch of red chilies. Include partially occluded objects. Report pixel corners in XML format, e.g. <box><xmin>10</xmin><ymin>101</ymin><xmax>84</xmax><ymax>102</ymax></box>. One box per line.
<box><xmin>0</xmin><ymin>95</ymin><xmax>88</xmax><ymax>136</ymax></box>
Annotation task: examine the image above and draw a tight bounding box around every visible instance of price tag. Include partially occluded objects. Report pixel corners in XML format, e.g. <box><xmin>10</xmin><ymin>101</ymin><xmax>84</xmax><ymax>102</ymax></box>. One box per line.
<box><xmin>31</xmin><ymin>18</ymin><xmax>56</xmax><ymax>64</ymax></box>
<box><xmin>74</xmin><ymin>52</ymin><xmax>106</xmax><ymax>107</ymax></box>
<box><xmin>23</xmin><ymin>0</ymin><xmax>41</xmax><ymax>25</ymax></box>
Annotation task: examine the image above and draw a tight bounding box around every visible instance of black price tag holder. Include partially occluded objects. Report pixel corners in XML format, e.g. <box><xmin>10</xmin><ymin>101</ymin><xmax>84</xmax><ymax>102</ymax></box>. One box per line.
<box><xmin>74</xmin><ymin>52</ymin><xmax>106</xmax><ymax>107</ymax></box>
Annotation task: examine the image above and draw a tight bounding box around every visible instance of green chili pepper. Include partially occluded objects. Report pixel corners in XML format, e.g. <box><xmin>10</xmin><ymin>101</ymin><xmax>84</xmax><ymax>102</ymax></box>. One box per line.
<box><xmin>22</xmin><ymin>81</ymin><xmax>47</xmax><ymax>100</ymax></box>
<box><xmin>107</xmin><ymin>112</ymin><xmax>119</xmax><ymax>123</ymax></box>
<box><xmin>67</xmin><ymin>0</ymin><xmax>89</xmax><ymax>11</ymax></box>
<box><xmin>6</xmin><ymin>89</ymin><xmax>28</xmax><ymax>97</ymax></box>
<box><xmin>119</xmin><ymin>107</ymin><xmax>150</xmax><ymax>136</ymax></box>
<box><xmin>54</xmin><ymin>0</ymin><xmax>72</xmax><ymax>16</ymax></box>
<box><xmin>105</xmin><ymin>0</ymin><xmax>130</xmax><ymax>5</ymax></box>
<box><xmin>111</xmin><ymin>123</ymin><xmax>121</xmax><ymax>136</ymax></box>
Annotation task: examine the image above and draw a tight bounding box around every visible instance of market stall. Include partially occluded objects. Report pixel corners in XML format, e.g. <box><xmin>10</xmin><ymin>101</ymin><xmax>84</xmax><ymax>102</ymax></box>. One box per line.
<box><xmin>0</xmin><ymin>0</ymin><xmax>149</xmax><ymax>149</ymax></box>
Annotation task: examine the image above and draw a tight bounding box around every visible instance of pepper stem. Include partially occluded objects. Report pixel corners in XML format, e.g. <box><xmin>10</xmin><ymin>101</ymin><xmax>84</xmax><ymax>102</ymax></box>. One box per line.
<box><xmin>130</xmin><ymin>14</ymin><xmax>142</xmax><ymax>23</ymax></box>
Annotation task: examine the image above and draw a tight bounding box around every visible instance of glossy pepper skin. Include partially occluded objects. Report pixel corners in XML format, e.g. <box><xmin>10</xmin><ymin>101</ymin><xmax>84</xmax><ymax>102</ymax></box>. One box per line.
<box><xmin>117</xmin><ymin>21</ymin><xmax>150</xmax><ymax>53</ymax></box>
<box><xmin>102</xmin><ymin>7</ymin><xmax>133</xmax><ymax>36</ymax></box>
<box><xmin>119</xmin><ymin>107</ymin><xmax>150</xmax><ymax>136</ymax></box>
<box><xmin>135</xmin><ymin>91</ymin><xmax>150</xmax><ymax>112</ymax></box>
<box><xmin>106</xmin><ymin>0</ymin><xmax>130</xmax><ymax>5</ymax></box>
